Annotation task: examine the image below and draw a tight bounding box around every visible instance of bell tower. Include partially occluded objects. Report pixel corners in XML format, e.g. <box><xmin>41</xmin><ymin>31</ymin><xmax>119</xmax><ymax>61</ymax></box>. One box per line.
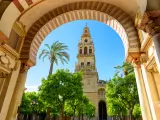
<box><xmin>75</xmin><ymin>24</ymin><xmax>98</xmax><ymax>116</ymax></box>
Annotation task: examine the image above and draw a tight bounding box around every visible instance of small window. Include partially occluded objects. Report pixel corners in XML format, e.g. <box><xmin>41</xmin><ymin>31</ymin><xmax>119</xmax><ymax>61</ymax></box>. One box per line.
<box><xmin>84</xmin><ymin>47</ymin><xmax>87</xmax><ymax>54</ymax></box>
<box><xmin>87</xmin><ymin>62</ymin><xmax>90</xmax><ymax>66</ymax></box>
<box><xmin>79</xmin><ymin>49</ymin><xmax>82</xmax><ymax>54</ymax></box>
<box><xmin>85</xmin><ymin>39</ymin><xmax>88</xmax><ymax>42</ymax></box>
<box><xmin>81</xmin><ymin>62</ymin><xmax>84</xmax><ymax>66</ymax></box>
<box><xmin>89</xmin><ymin>49</ymin><xmax>92</xmax><ymax>53</ymax></box>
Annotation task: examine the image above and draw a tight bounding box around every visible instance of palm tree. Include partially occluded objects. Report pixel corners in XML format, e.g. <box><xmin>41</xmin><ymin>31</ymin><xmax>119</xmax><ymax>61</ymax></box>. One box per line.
<box><xmin>114</xmin><ymin>62</ymin><xmax>134</xmax><ymax>76</ymax></box>
<box><xmin>39</xmin><ymin>41</ymin><xmax>70</xmax><ymax>76</ymax></box>
<box><xmin>39</xmin><ymin>41</ymin><xmax>69</xmax><ymax>120</ymax></box>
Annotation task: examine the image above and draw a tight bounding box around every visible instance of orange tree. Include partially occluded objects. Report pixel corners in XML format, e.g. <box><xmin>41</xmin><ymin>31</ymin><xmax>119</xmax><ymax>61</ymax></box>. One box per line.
<box><xmin>38</xmin><ymin>69</ymin><xmax>83</xmax><ymax>120</ymax></box>
<box><xmin>106</xmin><ymin>63</ymin><xmax>141</xmax><ymax>120</ymax></box>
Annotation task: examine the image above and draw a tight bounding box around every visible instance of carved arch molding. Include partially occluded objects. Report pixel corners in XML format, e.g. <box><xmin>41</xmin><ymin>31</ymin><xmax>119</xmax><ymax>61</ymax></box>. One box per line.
<box><xmin>14</xmin><ymin>1</ymin><xmax>140</xmax><ymax>65</ymax></box>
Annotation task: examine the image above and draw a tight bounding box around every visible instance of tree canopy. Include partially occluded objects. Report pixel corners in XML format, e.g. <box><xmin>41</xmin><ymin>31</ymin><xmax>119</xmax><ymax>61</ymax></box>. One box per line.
<box><xmin>38</xmin><ymin>69</ymin><xmax>83</xmax><ymax>120</ymax></box>
<box><xmin>106</xmin><ymin>62</ymin><xmax>141</xmax><ymax>120</ymax></box>
<box><xmin>20</xmin><ymin>92</ymin><xmax>46</xmax><ymax>115</ymax></box>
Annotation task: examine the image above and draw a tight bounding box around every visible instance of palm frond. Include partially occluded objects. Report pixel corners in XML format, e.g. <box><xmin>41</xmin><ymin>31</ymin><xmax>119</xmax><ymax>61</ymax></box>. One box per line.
<box><xmin>57</xmin><ymin>52</ymin><xmax>70</xmax><ymax>60</ymax></box>
<box><xmin>61</xmin><ymin>57</ymin><xmax>68</xmax><ymax>64</ymax></box>
<box><xmin>45</xmin><ymin>44</ymin><xmax>51</xmax><ymax>51</ymax></box>
<box><xmin>39</xmin><ymin>50</ymin><xmax>50</xmax><ymax>59</ymax></box>
<box><xmin>42</xmin><ymin>53</ymin><xmax>50</xmax><ymax>62</ymax></box>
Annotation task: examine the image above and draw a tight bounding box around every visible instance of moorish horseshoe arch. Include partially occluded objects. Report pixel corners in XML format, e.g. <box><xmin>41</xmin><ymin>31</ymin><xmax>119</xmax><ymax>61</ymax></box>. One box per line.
<box><xmin>17</xmin><ymin>1</ymin><xmax>141</xmax><ymax>65</ymax></box>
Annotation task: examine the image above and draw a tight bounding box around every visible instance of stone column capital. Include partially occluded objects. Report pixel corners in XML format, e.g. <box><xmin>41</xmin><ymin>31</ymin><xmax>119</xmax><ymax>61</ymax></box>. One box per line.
<box><xmin>20</xmin><ymin>62</ymin><xmax>30</xmax><ymax>73</ymax></box>
<box><xmin>132</xmin><ymin>59</ymin><xmax>141</xmax><ymax>68</ymax></box>
<box><xmin>138</xmin><ymin>10</ymin><xmax>160</xmax><ymax>36</ymax></box>
<box><xmin>132</xmin><ymin>52</ymin><xmax>148</xmax><ymax>68</ymax></box>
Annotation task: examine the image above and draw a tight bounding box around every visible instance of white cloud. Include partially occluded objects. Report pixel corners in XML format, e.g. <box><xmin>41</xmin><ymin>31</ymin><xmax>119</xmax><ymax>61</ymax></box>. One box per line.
<box><xmin>25</xmin><ymin>85</ymin><xmax>39</xmax><ymax>92</ymax></box>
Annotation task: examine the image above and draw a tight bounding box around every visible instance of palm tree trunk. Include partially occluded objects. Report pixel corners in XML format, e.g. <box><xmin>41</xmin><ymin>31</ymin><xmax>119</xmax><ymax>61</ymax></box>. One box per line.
<box><xmin>49</xmin><ymin>61</ymin><xmax>54</xmax><ymax>75</ymax></box>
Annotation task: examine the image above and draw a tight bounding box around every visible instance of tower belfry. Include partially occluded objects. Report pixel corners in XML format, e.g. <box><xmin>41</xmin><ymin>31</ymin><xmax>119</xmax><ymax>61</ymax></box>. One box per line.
<box><xmin>75</xmin><ymin>25</ymin><xmax>97</xmax><ymax>73</ymax></box>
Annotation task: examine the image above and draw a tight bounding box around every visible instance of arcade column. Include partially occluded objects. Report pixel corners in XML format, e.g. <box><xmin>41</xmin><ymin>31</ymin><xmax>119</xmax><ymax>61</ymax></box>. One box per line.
<box><xmin>0</xmin><ymin>44</ymin><xmax>21</xmax><ymax>120</ymax></box>
<box><xmin>6</xmin><ymin>62</ymin><xmax>30</xmax><ymax>120</ymax></box>
<box><xmin>141</xmin><ymin>65</ymin><xmax>160</xmax><ymax>120</ymax></box>
<box><xmin>134</xmin><ymin>63</ymin><xmax>152</xmax><ymax>120</ymax></box>
<box><xmin>152</xmin><ymin>33</ymin><xmax>160</xmax><ymax>73</ymax></box>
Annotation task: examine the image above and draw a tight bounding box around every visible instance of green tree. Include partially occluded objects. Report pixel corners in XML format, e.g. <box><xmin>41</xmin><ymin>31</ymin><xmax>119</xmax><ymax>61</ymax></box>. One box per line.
<box><xmin>85</xmin><ymin>102</ymin><xmax>96</xmax><ymax>119</ymax></box>
<box><xmin>106</xmin><ymin>62</ymin><xmax>141</xmax><ymax>120</ymax></box>
<box><xmin>19</xmin><ymin>92</ymin><xmax>46</xmax><ymax>119</ymax></box>
<box><xmin>65</xmin><ymin>98</ymin><xmax>80</xmax><ymax>120</ymax></box>
<box><xmin>132</xmin><ymin>104</ymin><xmax>142</xmax><ymax>119</ymax></box>
<box><xmin>39</xmin><ymin>69</ymin><xmax>83</xmax><ymax>120</ymax></box>
<box><xmin>64</xmin><ymin>94</ymin><xmax>95</xmax><ymax>120</ymax></box>
<box><xmin>107</xmin><ymin>80</ymin><xmax>128</xmax><ymax>119</ymax></box>
<box><xmin>107</xmin><ymin>97</ymin><xmax>128</xmax><ymax>119</ymax></box>
<box><xmin>114</xmin><ymin>62</ymin><xmax>134</xmax><ymax>76</ymax></box>
<box><xmin>76</xmin><ymin>95</ymin><xmax>90</xmax><ymax>120</ymax></box>
<box><xmin>64</xmin><ymin>103</ymin><xmax>74</xmax><ymax>117</ymax></box>
<box><xmin>20</xmin><ymin>92</ymin><xmax>32</xmax><ymax>115</ymax></box>
<box><xmin>39</xmin><ymin>41</ymin><xmax>69</xmax><ymax>75</ymax></box>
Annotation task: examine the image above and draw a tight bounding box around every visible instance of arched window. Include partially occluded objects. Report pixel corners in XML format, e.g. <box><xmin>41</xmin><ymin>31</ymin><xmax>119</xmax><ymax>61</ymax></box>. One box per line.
<box><xmin>84</xmin><ymin>47</ymin><xmax>87</xmax><ymax>54</ymax></box>
<box><xmin>89</xmin><ymin>49</ymin><xmax>92</xmax><ymax>53</ymax></box>
<box><xmin>79</xmin><ymin>49</ymin><xmax>82</xmax><ymax>54</ymax></box>
<box><xmin>87</xmin><ymin>62</ymin><xmax>90</xmax><ymax>66</ymax></box>
<box><xmin>81</xmin><ymin>62</ymin><xmax>84</xmax><ymax>66</ymax></box>
<box><xmin>85</xmin><ymin>39</ymin><xmax>88</xmax><ymax>42</ymax></box>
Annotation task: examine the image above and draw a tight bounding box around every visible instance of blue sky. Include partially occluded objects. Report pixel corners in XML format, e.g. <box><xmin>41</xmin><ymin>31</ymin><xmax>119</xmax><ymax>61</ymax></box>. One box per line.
<box><xmin>25</xmin><ymin>20</ymin><xmax>125</xmax><ymax>91</ymax></box>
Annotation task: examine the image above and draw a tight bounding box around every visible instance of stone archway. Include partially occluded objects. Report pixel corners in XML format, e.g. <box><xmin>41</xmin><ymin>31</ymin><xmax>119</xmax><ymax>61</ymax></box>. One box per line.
<box><xmin>16</xmin><ymin>1</ymin><xmax>141</xmax><ymax>65</ymax></box>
